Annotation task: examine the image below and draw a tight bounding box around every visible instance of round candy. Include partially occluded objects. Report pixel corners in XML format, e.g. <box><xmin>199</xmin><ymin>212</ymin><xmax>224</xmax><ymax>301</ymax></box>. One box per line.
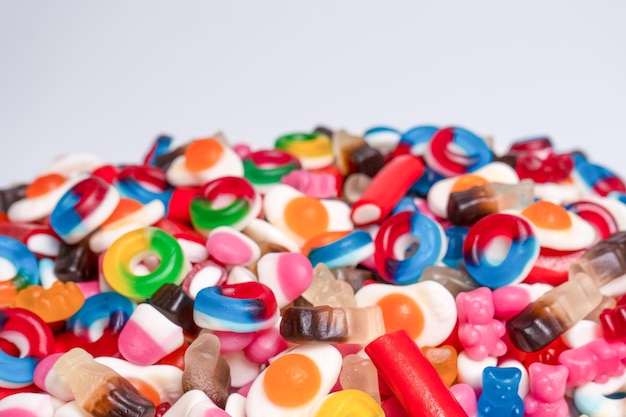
<box><xmin>424</xmin><ymin>126</ymin><xmax>493</xmax><ymax>177</ymax></box>
<box><xmin>274</xmin><ymin>132</ymin><xmax>334</xmax><ymax>170</ymax></box>
<box><xmin>190</xmin><ymin>176</ymin><xmax>261</xmax><ymax>236</ymax></box>
<box><xmin>50</xmin><ymin>176</ymin><xmax>120</xmax><ymax>244</ymax></box>
<box><xmin>243</xmin><ymin>149</ymin><xmax>301</xmax><ymax>193</ymax></box>
<box><xmin>374</xmin><ymin>210</ymin><xmax>447</xmax><ymax>285</ymax></box>
<box><xmin>102</xmin><ymin>227</ymin><xmax>187</xmax><ymax>300</ymax></box>
<box><xmin>166</xmin><ymin>137</ymin><xmax>244</xmax><ymax>187</ymax></box>
<box><xmin>245</xmin><ymin>344</ymin><xmax>342</xmax><ymax>417</ymax></box>
<box><xmin>355</xmin><ymin>280</ymin><xmax>457</xmax><ymax>347</ymax></box>
<box><xmin>193</xmin><ymin>282</ymin><xmax>278</xmax><ymax>333</ymax></box>
<box><xmin>462</xmin><ymin>213</ymin><xmax>539</xmax><ymax>288</ymax></box>
<box><xmin>0</xmin><ymin>236</ymin><xmax>39</xmax><ymax>305</ymax></box>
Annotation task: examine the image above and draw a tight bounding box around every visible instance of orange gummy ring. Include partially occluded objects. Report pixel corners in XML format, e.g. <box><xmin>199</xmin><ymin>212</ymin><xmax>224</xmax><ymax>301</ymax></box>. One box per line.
<box><xmin>184</xmin><ymin>138</ymin><xmax>224</xmax><ymax>173</ymax></box>
<box><xmin>522</xmin><ymin>200</ymin><xmax>572</xmax><ymax>230</ymax></box>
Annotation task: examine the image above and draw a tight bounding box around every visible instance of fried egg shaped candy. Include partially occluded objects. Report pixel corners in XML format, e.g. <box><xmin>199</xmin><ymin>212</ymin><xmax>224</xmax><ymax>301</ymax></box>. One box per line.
<box><xmin>447</xmin><ymin>180</ymin><xmax>534</xmax><ymax>226</ymax></box>
<box><xmin>190</xmin><ymin>176</ymin><xmax>261</xmax><ymax>236</ymax></box>
<box><xmin>245</xmin><ymin>344</ymin><xmax>342</xmax><ymax>417</ymax></box>
<box><xmin>350</xmin><ymin>154</ymin><xmax>424</xmax><ymax>227</ymax></box>
<box><xmin>355</xmin><ymin>280</ymin><xmax>457</xmax><ymax>347</ymax></box>
<box><xmin>50</xmin><ymin>176</ymin><xmax>120</xmax><ymax>244</ymax></box>
<box><xmin>274</xmin><ymin>132</ymin><xmax>334</xmax><ymax>170</ymax></box>
<box><xmin>0</xmin><ymin>236</ymin><xmax>40</xmax><ymax>305</ymax></box>
<box><xmin>102</xmin><ymin>227</ymin><xmax>188</xmax><ymax>300</ymax></box>
<box><xmin>243</xmin><ymin>149</ymin><xmax>301</xmax><ymax>193</ymax></box>
<box><xmin>193</xmin><ymin>282</ymin><xmax>278</xmax><ymax>333</ymax></box>
<box><xmin>365</xmin><ymin>330</ymin><xmax>468</xmax><ymax>417</ymax></box>
<box><xmin>166</xmin><ymin>137</ymin><xmax>244</xmax><ymax>187</ymax></box>
<box><xmin>462</xmin><ymin>213</ymin><xmax>539</xmax><ymax>288</ymax></box>
<box><xmin>0</xmin><ymin>307</ymin><xmax>54</xmax><ymax>388</ymax></box>
<box><xmin>424</xmin><ymin>126</ymin><xmax>493</xmax><ymax>177</ymax></box>
<box><xmin>427</xmin><ymin>161</ymin><xmax>519</xmax><ymax>219</ymax></box>
<box><xmin>0</xmin><ymin>392</ymin><xmax>55</xmax><ymax>417</ymax></box>
<box><xmin>279</xmin><ymin>305</ymin><xmax>385</xmax><ymax>344</ymax></box>
<box><xmin>518</xmin><ymin>200</ymin><xmax>596</xmax><ymax>252</ymax></box>
<box><xmin>307</xmin><ymin>230</ymin><xmax>374</xmax><ymax>269</ymax></box>
<box><xmin>308</xmin><ymin>389</ymin><xmax>385</xmax><ymax>417</ymax></box>
<box><xmin>7</xmin><ymin>173</ymin><xmax>75</xmax><ymax>223</ymax></box>
<box><xmin>161</xmin><ymin>390</ymin><xmax>230</xmax><ymax>417</ymax></box>
<box><xmin>89</xmin><ymin>198</ymin><xmax>165</xmax><ymax>253</ymax></box>
<box><xmin>257</xmin><ymin>252</ymin><xmax>313</xmax><ymax>309</ymax></box>
<box><xmin>263</xmin><ymin>184</ymin><xmax>352</xmax><ymax>245</ymax></box>
<box><xmin>52</xmin><ymin>348</ymin><xmax>155</xmax><ymax>417</ymax></box>
<box><xmin>506</xmin><ymin>272</ymin><xmax>602</xmax><ymax>352</ymax></box>
<box><xmin>374</xmin><ymin>210</ymin><xmax>446</xmax><ymax>285</ymax></box>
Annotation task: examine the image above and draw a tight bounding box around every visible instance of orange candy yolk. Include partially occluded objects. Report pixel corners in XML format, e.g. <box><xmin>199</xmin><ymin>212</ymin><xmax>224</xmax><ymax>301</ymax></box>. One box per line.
<box><xmin>450</xmin><ymin>174</ymin><xmax>488</xmax><ymax>193</ymax></box>
<box><xmin>26</xmin><ymin>173</ymin><xmax>66</xmax><ymax>198</ymax></box>
<box><xmin>301</xmin><ymin>231</ymin><xmax>350</xmax><ymax>256</ymax></box>
<box><xmin>101</xmin><ymin>198</ymin><xmax>143</xmax><ymax>228</ymax></box>
<box><xmin>126</xmin><ymin>377</ymin><xmax>161</xmax><ymax>406</ymax></box>
<box><xmin>284</xmin><ymin>196</ymin><xmax>330</xmax><ymax>239</ymax></box>
<box><xmin>376</xmin><ymin>293</ymin><xmax>424</xmax><ymax>340</ymax></box>
<box><xmin>184</xmin><ymin>138</ymin><xmax>224</xmax><ymax>172</ymax></box>
<box><xmin>263</xmin><ymin>353</ymin><xmax>321</xmax><ymax>407</ymax></box>
<box><xmin>522</xmin><ymin>200</ymin><xmax>572</xmax><ymax>230</ymax></box>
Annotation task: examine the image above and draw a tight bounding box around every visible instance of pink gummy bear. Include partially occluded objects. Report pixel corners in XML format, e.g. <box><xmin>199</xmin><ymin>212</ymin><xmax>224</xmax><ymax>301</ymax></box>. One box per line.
<box><xmin>456</xmin><ymin>287</ymin><xmax>507</xmax><ymax>361</ymax></box>
<box><xmin>523</xmin><ymin>363</ymin><xmax>568</xmax><ymax>417</ymax></box>
<box><xmin>558</xmin><ymin>338</ymin><xmax>626</xmax><ymax>386</ymax></box>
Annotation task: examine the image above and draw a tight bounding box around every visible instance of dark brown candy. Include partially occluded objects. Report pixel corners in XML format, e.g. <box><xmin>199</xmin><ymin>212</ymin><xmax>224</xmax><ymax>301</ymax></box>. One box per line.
<box><xmin>280</xmin><ymin>305</ymin><xmax>348</xmax><ymax>343</ymax></box>
<box><xmin>150</xmin><ymin>283</ymin><xmax>199</xmax><ymax>336</ymax></box>
<box><xmin>350</xmin><ymin>144</ymin><xmax>385</xmax><ymax>177</ymax></box>
<box><xmin>0</xmin><ymin>183</ymin><xmax>28</xmax><ymax>213</ymax></box>
<box><xmin>87</xmin><ymin>376</ymin><xmax>156</xmax><ymax>417</ymax></box>
<box><xmin>55</xmin><ymin>239</ymin><xmax>98</xmax><ymax>282</ymax></box>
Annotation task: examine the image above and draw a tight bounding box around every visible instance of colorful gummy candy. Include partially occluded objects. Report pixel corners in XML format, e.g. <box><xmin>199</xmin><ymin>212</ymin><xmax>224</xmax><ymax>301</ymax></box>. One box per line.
<box><xmin>1</xmin><ymin>126</ymin><xmax>626</xmax><ymax>417</ymax></box>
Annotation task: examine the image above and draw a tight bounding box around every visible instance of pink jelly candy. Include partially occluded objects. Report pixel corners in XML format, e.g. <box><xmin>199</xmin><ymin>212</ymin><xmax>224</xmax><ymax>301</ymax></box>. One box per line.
<box><xmin>558</xmin><ymin>338</ymin><xmax>626</xmax><ymax>387</ymax></box>
<box><xmin>523</xmin><ymin>363</ymin><xmax>569</xmax><ymax>417</ymax></box>
<box><xmin>256</xmin><ymin>252</ymin><xmax>313</xmax><ymax>309</ymax></box>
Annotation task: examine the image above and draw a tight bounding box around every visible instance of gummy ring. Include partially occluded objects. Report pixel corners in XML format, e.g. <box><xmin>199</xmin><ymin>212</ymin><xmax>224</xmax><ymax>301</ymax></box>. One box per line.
<box><xmin>243</xmin><ymin>149</ymin><xmax>301</xmax><ymax>192</ymax></box>
<box><xmin>574</xmin><ymin>372</ymin><xmax>626</xmax><ymax>417</ymax></box>
<box><xmin>462</xmin><ymin>213</ymin><xmax>539</xmax><ymax>288</ymax></box>
<box><xmin>0</xmin><ymin>307</ymin><xmax>54</xmax><ymax>388</ymax></box>
<box><xmin>115</xmin><ymin>165</ymin><xmax>173</xmax><ymax>208</ymax></box>
<box><xmin>374</xmin><ymin>211</ymin><xmax>447</xmax><ymax>285</ymax></box>
<box><xmin>143</xmin><ymin>135</ymin><xmax>173</xmax><ymax>166</ymax></box>
<box><xmin>307</xmin><ymin>230</ymin><xmax>374</xmax><ymax>269</ymax></box>
<box><xmin>50</xmin><ymin>176</ymin><xmax>120</xmax><ymax>244</ymax></box>
<box><xmin>424</xmin><ymin>126</ymin><xmax>493</xmax><ymax>177</ymax></box>
<box><xmin>310</xmin><ymin>389</ymin><xmax>385</xmax><ymax>417</ymax></box>
<box><xmin>66</xmin><ymin>292</ymin><xmax>134</xmax><ymax>341</ymax></box>
<box><xmin>190</xmin><ymin>176</ymin><xmax>260</xmax><ymax>235</ymax></box>
<box><xmin>363</xmin><ymin>126</ymin><xmax>402</xmax><ymax>156</ymax></box>
<box><xmin>572</xmin><ymin>153</ymin><xmax>626</xmax><ymax>196</ymax></box>
<box><xmin>0</xmin><ymin>236</ymin><xmax>39</xmax><ymax>305</ymax></box>
<box><xmin>566</xmin><ymin>200</ymin><xmax>619</xmax><ymax>241</ymax></box>
<box><xmin>193</xmin><ymin>282</ymin><xmax>278</xmax><ymax>333</ymax></box>
<box><xmin>400</xmin><ymin>125</ymin><xmax>438</xmax><ymax>155</ymax></box>
<box><xmin>102</xmin><ymin>227</ymin><xmax>187</xmax><ymax>300</ymax></box>
<box><xmin>274</xmin><ymin>132</ymin><xmax>334</xmax><ymax>169</ymax></box>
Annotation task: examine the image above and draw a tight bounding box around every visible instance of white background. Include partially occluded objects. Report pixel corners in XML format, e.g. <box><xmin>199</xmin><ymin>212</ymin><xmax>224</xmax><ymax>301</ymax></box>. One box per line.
<box><xmin>1</xmin><ymin>1</ymin><xmax>625</xmax><ymax>184</ymax></box>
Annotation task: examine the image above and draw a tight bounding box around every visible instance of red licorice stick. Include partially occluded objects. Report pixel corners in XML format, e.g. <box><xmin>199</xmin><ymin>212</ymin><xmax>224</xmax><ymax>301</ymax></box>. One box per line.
<box><xmin>350</xmin><ymin>154</ymin><xmax>424</xmax><ymax>227</ymax></box>
<box><xmin>365</xmin><ymin>330</ymin><xmax>468</xmax><ymax>417</ymax></box>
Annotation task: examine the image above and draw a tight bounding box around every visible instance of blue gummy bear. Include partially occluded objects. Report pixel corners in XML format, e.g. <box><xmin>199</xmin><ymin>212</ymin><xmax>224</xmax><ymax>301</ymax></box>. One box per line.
<box><xmin>478</xmin><ymin>366</ymin><xmax>524</xmax><ymax>417</ymax></box>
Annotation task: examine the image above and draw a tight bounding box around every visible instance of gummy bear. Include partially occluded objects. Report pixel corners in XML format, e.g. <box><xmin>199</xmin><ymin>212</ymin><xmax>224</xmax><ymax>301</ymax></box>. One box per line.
<box><xmin>523</xmin><ymin>363</ymin><xmax>568</xmax><ymax>417</ymax></box>
<box><xmin>456</xmin><ymin>287</ymin><xmax>507</xmax><ymax>361</ymax></box>
<box><xmin>477</xmin><ymin>367</ymin><xmax>523</xmax><ymax>417</ymax></box>
<box><xmin>558</xmin><ymin>338</ymin><xmax>626</xmax><ymax>386</ymax></box>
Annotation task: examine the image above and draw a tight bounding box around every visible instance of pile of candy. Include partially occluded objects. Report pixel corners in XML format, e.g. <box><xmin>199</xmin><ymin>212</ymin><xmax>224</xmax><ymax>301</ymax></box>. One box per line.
<box><xmin>1</xmin><ymin>125</ymin><xmax>626</xmax><ymax>417</ymax></box>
